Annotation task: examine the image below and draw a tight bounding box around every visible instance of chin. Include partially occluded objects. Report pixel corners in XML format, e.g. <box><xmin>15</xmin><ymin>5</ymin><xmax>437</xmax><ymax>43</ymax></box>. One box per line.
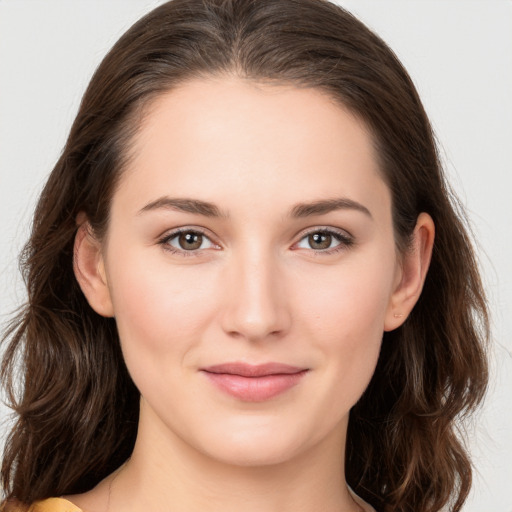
<box><xmin>190</xmin><ymin>417</ymin><xmax>324</xmax><ymax>468</ymax></box>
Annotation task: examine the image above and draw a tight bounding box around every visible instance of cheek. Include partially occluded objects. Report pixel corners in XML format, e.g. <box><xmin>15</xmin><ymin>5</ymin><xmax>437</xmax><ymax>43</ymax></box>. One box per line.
<box><xmin>104</xmin><ymin>248</ymin><xmax>218</xmax><ymax>365</ymax></box>
<box><xmin>297</xmin><ymin>253</ymin><xmax>395</xmax><ymax>340</ymax></box>
<box><xmin>292</xmin><ymin>252</ymin><xmax>396</xmax><ymax>398</ymax></box>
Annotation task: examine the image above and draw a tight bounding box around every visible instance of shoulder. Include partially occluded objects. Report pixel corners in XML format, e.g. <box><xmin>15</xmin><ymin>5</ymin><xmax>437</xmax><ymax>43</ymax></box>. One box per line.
<box><xmin>0</xmin><ymin>498</ymin><xmax>82</xmax><ymax>512</ymax></box>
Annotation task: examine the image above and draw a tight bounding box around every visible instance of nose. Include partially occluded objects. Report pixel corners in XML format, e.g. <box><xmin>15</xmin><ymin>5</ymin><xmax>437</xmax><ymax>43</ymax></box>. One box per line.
<box><xmin>220</xmin><ymin>248</ymin><xmax>291</xmax><ymax>342</ymax></box>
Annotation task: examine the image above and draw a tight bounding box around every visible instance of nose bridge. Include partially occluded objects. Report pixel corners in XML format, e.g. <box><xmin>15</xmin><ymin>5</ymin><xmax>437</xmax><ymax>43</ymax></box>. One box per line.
<box><xmin>221</xmin><ymin>240</ymin><xmax>290</xmax><ymax>341</ymax></box>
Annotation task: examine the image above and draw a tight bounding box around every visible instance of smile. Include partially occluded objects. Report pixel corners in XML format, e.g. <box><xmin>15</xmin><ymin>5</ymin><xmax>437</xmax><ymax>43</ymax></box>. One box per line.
<box><xmin>200</xmin><ymin>363</ymin><xmax>309</xmax><ymax>402</ymax></box>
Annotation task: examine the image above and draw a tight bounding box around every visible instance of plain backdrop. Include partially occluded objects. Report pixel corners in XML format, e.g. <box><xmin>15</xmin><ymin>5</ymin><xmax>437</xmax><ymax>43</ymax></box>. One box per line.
<box><xmin>0</xmin><ymin>1</ymin><xmax>511</xmax><ymax>510</ymax></box>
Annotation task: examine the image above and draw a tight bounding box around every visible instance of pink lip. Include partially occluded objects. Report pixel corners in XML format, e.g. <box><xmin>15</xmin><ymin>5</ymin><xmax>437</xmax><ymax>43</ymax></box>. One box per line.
<box><xmin>201</xmin><ymin>362</ymin><xmax>309</xmax><ymax>402</ymax></box>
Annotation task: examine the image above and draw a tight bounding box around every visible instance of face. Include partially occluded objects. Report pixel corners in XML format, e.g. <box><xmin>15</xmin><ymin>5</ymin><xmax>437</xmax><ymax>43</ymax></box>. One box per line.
<box><xmin>88</xmin><ymin>78</ymin><xmax>406</xmax><ymax>466</ymax></box>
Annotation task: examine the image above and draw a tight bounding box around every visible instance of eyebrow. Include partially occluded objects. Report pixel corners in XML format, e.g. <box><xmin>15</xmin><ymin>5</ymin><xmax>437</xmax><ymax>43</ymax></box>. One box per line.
<box><xmin>138</xmin><ymin>196</ymin><xmax>372</xmax><ymax>219</ymax></box>
<box><xmin>290</xmin><ymin>198</ymin><xmax>372</xmax><ymax>219</ymax></box>
<box><xmin>138</xmin><ymin>197</ymin><xmax>227</xmax><ymax>218</ymax></box>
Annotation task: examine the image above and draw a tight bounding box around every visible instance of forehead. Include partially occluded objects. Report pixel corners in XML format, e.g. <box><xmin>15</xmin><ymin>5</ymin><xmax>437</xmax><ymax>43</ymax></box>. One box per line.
<box><xmin>117</xmin><ymin>77</ymin><xmax>390</xmax><ymax>218</ymax></box>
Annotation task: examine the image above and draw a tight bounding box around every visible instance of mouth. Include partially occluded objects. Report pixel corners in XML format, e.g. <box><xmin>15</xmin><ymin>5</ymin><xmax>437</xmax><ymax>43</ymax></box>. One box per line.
<box><xmin>200</xmin><ymin>362</ymin><xmax>309</xmax><ymax>402</ymax></box>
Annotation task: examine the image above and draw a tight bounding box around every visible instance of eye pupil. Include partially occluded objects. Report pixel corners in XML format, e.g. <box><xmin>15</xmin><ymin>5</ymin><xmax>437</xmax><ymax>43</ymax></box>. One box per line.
<box><xmin>179</xmin><ymin>232</ymin><xmax>203</xmax><ymax>250</ymax></box>
<box><xmin>309</xmin><ymin>232</ymin><xmax>331</xmax><ymax>250</ymax></box>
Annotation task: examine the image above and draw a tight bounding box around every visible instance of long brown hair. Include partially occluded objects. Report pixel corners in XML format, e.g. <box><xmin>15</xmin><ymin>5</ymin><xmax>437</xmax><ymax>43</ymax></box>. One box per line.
<box><xmin>1</xmin><ymin>1</ymin><xmax>488</xmax><ymax>511</ymax></box>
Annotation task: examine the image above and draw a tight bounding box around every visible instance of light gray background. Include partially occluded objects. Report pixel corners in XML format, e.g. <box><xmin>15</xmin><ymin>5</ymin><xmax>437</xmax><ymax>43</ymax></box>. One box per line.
<box><xmin>0</xmin><ymin>1</ymin><xmax>511</xmax><ymax>510</ymax></box>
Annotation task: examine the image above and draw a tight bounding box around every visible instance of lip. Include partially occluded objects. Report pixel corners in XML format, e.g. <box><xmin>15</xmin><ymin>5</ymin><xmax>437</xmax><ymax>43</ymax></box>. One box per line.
<box><xmin>200</xmin><ymin>362</ymin><xmax>309</xmax><ymax>402</ymax></box>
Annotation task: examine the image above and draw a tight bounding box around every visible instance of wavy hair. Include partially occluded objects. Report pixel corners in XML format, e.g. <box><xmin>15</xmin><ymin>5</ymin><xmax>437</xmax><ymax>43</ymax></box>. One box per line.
<box><xmin>1</xmin><ymin>1</ymin><xmax>488</xmax><ymax>511</ymax></box>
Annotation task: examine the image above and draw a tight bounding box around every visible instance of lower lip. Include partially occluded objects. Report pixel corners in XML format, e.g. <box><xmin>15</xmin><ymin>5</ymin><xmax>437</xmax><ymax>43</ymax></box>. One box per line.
<box><xmin>202</xmin><ymin>371</ymin><xmax>308</xmax><ymax>401</ymax></box>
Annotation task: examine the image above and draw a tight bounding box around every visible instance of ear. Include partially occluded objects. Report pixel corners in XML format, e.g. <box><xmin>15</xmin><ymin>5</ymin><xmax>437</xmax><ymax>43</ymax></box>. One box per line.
<box><xmin>73</xmin><ymin>215</ymin><xmax>114</xmax><ymax>317</ymax></box>
<box><xmin>384</xmin><ymin>212</ymin><xmax>435</xmax><ymax>331</ymax></box>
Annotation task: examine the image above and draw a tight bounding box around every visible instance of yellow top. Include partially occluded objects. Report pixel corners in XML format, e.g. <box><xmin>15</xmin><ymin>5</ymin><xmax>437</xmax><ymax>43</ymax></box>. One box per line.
<box><xmin>0</xmin><ymin>498</ymin><xmax>82</xmax><ymax>512</ymax></box>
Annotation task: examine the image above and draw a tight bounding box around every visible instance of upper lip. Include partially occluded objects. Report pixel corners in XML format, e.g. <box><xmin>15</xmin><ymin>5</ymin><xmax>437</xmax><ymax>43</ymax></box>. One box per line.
<box><xmin>201</xmin><ymin>362</ymin><xmax>307</xmax><ymax>377</ymax></box>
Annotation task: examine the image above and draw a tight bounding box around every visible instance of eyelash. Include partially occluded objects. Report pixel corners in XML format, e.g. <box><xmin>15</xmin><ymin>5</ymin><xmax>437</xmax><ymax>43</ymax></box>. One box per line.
<box><xmin>158</xmin><ymin>227</ymin><xmax>216</xmax><ymax>258</ymax></box>
<box><xmin>294</xmin><ymin>227</ymin><xmax>354</xmax><ymax>255</ymax></box>
<box><xmin>157</xmin><ymin>227</ymin><xmax>354</xmax><ymax>257</ymax></box>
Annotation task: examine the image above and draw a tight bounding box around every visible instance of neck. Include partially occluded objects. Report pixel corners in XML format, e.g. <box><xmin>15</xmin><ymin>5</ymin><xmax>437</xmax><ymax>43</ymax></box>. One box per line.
<box><xmin>104</xmin><ymin>400</ymin><xmax>361</xmax><ymax>512</ymax></box>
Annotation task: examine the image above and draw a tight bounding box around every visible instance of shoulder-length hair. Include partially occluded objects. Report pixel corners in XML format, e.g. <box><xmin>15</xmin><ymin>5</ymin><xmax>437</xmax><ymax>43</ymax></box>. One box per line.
<box><xmin>1</xmin><ymin>1</ymin><xmax>488</xmax><ymax>511</ymax></box>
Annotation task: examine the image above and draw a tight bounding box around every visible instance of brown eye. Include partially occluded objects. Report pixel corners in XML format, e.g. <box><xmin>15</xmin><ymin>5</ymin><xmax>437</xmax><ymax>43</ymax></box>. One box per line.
<box><xmin>295</xmin><ymin>229</ymin><xmax>352</xmax><ymax>253</ymax></box>
<box><xmin>178</xmin><ymin>232</ymin><xmax>203</xmax><ymax>250</ymax></box>
<box><xmin>163</xmin><ymin>230</ymin><xmax>216</xmax><ymax>253</ymax></box>
<box><xmin>308</xmin><ymin>232</ymin><xmax>332</xmax><ymax>250</ymax></box>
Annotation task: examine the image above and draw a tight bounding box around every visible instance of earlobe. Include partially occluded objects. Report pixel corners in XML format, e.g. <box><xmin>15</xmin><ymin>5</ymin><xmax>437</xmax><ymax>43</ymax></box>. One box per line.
<box><xmin>384</xmin><ymin>212</ymin><xmax>435</xmax><ymax>332</ymax></box>
<box><xmin>73</xmin><ymin>219</ymin><xmax>114</xmax><ymax>317</ymax></box>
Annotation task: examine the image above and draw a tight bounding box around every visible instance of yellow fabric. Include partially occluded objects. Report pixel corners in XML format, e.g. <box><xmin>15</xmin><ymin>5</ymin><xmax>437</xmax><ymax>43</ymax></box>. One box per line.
<box><xmin>28</xmin><ymin>499</ymin><xmax>82</xmax><ymax>512</ymax></box>
<box><xmin>0</xmin><ymin>498</ymin><xmax>82</xmax><ymax>512</ymax></box>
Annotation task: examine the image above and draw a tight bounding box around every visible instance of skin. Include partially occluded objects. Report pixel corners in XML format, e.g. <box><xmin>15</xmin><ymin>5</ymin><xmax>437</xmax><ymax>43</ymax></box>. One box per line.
<box><xmin>71</xmin><ymin>77</ymin><xmax>434</xmax><ymax>512</ymax></box>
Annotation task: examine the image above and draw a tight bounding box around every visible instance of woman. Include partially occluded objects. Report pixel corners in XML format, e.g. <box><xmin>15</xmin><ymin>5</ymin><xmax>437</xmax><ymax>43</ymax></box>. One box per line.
<box><xmin>0</xmin><ymin>1</ymin><xmax>489</xmax><ymax>511</ymax></box>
